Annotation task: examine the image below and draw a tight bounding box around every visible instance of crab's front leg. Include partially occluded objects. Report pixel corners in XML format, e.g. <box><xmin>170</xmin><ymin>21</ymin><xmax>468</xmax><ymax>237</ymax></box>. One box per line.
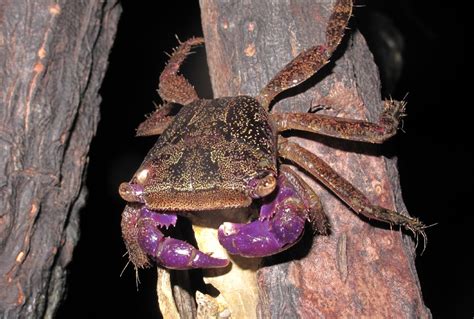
<box><xmin>218</xmin><ymin>166</ymin><xmax>327</xmax><ymax>257</ymax></box>
<box><xmin>278</xmin><ymin>138</ymin><xmax>426</xmax><ymax>238</ymax></box>
<box><xmin>120</xmin><ymin>186</ymin><xmax>229</xmax><ymax>270</ymax></box>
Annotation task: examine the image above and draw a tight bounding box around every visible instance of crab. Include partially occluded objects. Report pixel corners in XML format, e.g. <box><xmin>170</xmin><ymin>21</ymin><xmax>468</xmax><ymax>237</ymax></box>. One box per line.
<box><xmin>119</xmin><ymin>0</ymin><xmax>424</xmax><ymax>270</ymax></box>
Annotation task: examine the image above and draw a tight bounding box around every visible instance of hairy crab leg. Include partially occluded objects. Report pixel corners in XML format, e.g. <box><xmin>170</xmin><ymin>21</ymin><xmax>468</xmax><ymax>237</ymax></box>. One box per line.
<box><xmin>121</xmin><ymin>204</ymin><xmax>229</xmax><ymax>270</ymax></box>
<box><xmin>136</xmin><ymin>37</ymin><xmax>206</xmax><ymax>137</ymax></box>
<box><xmin>273</xmin><ymin>100</ymin><xmax>405</xmax><ymax>143</ymax></box>
<box><xmin>278</xmin><ymin>137</ymin><xmax>426</xmax><ymax>235</ymax></box>
<box><xmin>257</xmin><ymin>0</ymin><xmax>352</xmax><ymax>109</ymax></box>
<box><xmin>280</xmin><ymin>165</ymin><xmax>330</xmax><ymax>235</ymax></box>
<box><xmin>218</xmin><ymin>166</ymin><xmax>323</xmax><ymax>257</ymax></box>
<box><xmin>135</xmin><ymin>103</ymin><xmax>175</xmax><ymax>136</ymax></box>
<box><xmin>158</xmin><ymin>37</ymin><xmax>204</xmax><ymax>105</ymax></box>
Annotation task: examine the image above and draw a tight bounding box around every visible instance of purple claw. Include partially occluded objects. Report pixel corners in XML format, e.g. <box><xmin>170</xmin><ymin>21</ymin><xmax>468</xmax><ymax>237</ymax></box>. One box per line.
<box><xmin>140</xmin><ymin>207</ymin><xmax>177</xmax><ymax>229</ymax></box>
<box><xmin>149</xmin><ymin>236</ymin><xmax>229</xmax><ymax>269</ymax></box>
<box><xmin>218</xmin><ymin>174</ymin><xmax>308</xmax><ymax>257</ymax></box>
<box><xmin>136</xmin><ymin>210</ymin><xmax>229</xmax><ymax>270</ymax></box>
<box><xmin>259</xmin><ymin>187</ymin><xmax>295</xmax><ymax>220</ymax></box>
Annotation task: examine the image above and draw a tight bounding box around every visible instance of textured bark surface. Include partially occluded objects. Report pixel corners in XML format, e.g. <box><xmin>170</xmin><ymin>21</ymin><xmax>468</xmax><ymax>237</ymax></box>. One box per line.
<box><xmin>200</xmin><ymin>0</ymin><xmax>431</xmax><ymax>318</ymax></box>
<box><xmin>0</xmin><ymin>1</ymin><xmax>120</xmax><ymax>317</ymax></box>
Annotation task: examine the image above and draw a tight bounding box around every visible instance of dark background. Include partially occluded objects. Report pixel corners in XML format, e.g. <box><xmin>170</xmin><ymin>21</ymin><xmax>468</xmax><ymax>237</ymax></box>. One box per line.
<box><xmin>58</xmin><ymin>0</ymin><xmax>470</xmax><ymax>318</ymax></box>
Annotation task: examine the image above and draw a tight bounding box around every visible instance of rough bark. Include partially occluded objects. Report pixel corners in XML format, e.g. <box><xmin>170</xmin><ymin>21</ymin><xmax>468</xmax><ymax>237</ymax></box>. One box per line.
<box><xmin>0</xmin><ymin>1</ymin><xmax>121</xmax><ymax>317</ymax></box>
<box><xmin>198</xmin><ymin>0</ymin><xmax>431</xmax><ymax>318</ymax></box>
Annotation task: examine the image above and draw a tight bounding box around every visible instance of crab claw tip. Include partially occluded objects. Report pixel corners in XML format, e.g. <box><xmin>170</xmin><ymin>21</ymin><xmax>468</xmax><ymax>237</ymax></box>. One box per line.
<box><xmin>219</xmin><ymin>222</ymin><xmax>239</xmax><ymax>236</ymax></box>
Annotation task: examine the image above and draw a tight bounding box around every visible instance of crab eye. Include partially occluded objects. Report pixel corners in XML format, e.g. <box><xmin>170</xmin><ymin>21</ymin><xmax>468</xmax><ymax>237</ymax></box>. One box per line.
<box><xmin>136</xmin><ymin>168</ymin><xmax>149</xmax><ymax>184</ymax></box>
<box><xmin>251</xmin><ymin>172</ymin><xmax>277</xmax><ymax>198</ymax></box>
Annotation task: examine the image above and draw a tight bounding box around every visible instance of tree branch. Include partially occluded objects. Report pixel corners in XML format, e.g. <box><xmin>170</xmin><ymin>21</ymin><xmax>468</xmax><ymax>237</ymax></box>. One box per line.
<box><xmin>0</xmin><ymin>1</ymin><xmax>121</xmax><ymax>317</ymax></box>
<box><xmin>199</xmin><ymin>0</ymin><xmax>431</xmax><ymax>317</ymax></box>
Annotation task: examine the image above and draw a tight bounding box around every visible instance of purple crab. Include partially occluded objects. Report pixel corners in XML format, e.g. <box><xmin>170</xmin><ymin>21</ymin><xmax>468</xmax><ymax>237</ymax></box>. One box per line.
<box><xmin>119</xmin><ymin>0</ymin><xmax>424</xmax><ymax>270</ymax></box>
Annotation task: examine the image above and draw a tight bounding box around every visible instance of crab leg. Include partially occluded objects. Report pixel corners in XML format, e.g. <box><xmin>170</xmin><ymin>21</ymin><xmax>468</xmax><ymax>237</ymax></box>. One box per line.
<box><xmin>278</xmin><ymin>137</ymin><xmax>425</xmax><ymax>234</ymax></box>
<box><xmin>136</xmin><ymin>37</ymin><xmax>205</xmax><ymax>136</ymax></box>
<box><xmin>273</xmin><ymin>100</ymin><xmax>405</xmax><ymax>143</ymax></box>
<box><xmin>121</xmin><ymin>204</ymin><xmax>229</xmax><ymax>270</ymax></box>
<box><xmin>158</xmin><ymin>37</ymin><xmax>204</xmax><ymax>105</ymax></box>
<box><xmin>257</xmin><ymin>0</ymin><xmax>352</xmax><ymax>109</ymax></box>
<box><xmin>280</xmin><ymin>165</ymin><xmax>329</xmax><ymax>235</ymax></box>
<box><xmin>135</xmin><ymin>103</ymin><xmax>175</xmax><ymax>136</ymax></box>
<box><xmin>218</xmin><ymin>166</ymin><xmax>322</xmax><ymax>257</ymax></box>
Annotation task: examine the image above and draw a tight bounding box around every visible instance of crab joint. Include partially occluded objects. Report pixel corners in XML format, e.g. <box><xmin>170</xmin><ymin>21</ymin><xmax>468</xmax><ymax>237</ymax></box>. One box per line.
<box><xmin>250</xmin><ymin>173</ymin><xmax>277</xmax><ymax>198</ymax></box>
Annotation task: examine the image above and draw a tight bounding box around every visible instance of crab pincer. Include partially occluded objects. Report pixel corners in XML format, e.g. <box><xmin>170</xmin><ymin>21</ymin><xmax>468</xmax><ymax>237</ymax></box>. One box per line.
<box><xmin>218</xmin><ymin>169</ymin><xmax>310</xmax><ymax>257</ymax></box>
<box><xmin>120</xmin><ymin>186</ymin><xmax>229</xmax><ymax>270</ymax></box>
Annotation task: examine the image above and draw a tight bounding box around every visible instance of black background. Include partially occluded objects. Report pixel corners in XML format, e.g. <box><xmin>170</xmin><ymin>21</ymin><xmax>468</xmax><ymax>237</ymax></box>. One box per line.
<box><xmin>58</xmin><ymin>0</ymin><xmax>470</xmax><ymax>318</ymax></box>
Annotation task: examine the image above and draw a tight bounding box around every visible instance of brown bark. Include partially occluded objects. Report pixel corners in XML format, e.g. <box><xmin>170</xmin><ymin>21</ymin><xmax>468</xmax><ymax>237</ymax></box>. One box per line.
<box><xmin>0</xmin><ymin>1</ymin><xmax>121</xmax><ymax>317</ymax></box>
<box><xmin>199</xmin><ymin>0</ymin><xmax>431</xmax><ymax>318</ymax></box>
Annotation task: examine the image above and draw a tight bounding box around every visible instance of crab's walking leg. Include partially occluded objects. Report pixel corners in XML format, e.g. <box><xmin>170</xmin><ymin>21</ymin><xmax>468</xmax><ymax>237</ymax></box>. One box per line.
<box><xmin>278</xmin><ymin>137</ymin><xmax>425</xmax><ymax>234</ymax></box>
<box><xmin>137</xmin><ymin>38</ymin><xmax>204</xmax><ymax>136</ymax></box>
<box><xmin>121</xmin><ymin>204</ymin><xmax>229</xmax><ymax>270</ymax></box>
<box><xmin>135</xmin><ymin>103</ymin><xmax>174</xmax><ymax>136</ymax></box>
<box><xmin>218</xmin><ymin>166</ymin><xmax>326</xmax><ymax>257</ymax></box>
<box><xmin>281</xmin><ymin>165</ymin><xmax>330</xmax><ymax>235</ymax></box>
<box><xmin>273</xmin><ymin>100</ymin><xmax>405</xmax><ymax>143</ymax></box>
<box><xmin>158</xmin><ymin>37</ymin><xmax>204</xmax><ymax>105</ymax></box>
<box><xmin>257</xmin><ymin>0</ymin><xmax>352</xmax><ymax>109</ymax></box>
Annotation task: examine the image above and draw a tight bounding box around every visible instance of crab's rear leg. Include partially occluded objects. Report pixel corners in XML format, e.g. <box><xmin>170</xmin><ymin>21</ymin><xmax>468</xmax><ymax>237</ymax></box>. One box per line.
<box><xmin>278</xmin><ymin>137</ymin><xmax>426</xmax><ymax>236</ymax></box>
<box><xmin>218</xmin><ymin>165</ymin><xmax>327</xmax><ymax>257</ymax></box>
<box><xmin>158</xmin><ymin>37</ymin><xmax>204</xmax><ymax>105</ymax></box>
<box><xmin>136</xmin><ymin>37</ymin><xmax>205</xmax><ymax>136</ymax></box>
<box><xmin>135</xmin><ymin>103</ymin><xmax>174</xmax><ymax>136</ymax></box>
<box><xmin>121</xmin><ymin>204</ymin><xmax>229</xmax><ymax>270</ymax></box>
<box><xmin>272</xmin><ymin>99</ymin><xmax>405</xmax><ymax>143</ymax></box>
<box><xmin>257</xmin><ymin>0</ymin><xmax>352</xmax><ymax>109</ymax></box>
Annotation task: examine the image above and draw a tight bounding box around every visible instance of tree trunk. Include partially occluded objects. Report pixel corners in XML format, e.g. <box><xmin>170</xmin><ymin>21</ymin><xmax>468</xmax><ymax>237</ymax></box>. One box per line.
<box><xmin>197</xmin><ymin>0</ymin><xmax>431</xmax><ymax>318</ymax></box>
<box><xmin>0</xmin><ymin>1</ymin><xmax>121</xmax><ymax>317</ymax></box>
